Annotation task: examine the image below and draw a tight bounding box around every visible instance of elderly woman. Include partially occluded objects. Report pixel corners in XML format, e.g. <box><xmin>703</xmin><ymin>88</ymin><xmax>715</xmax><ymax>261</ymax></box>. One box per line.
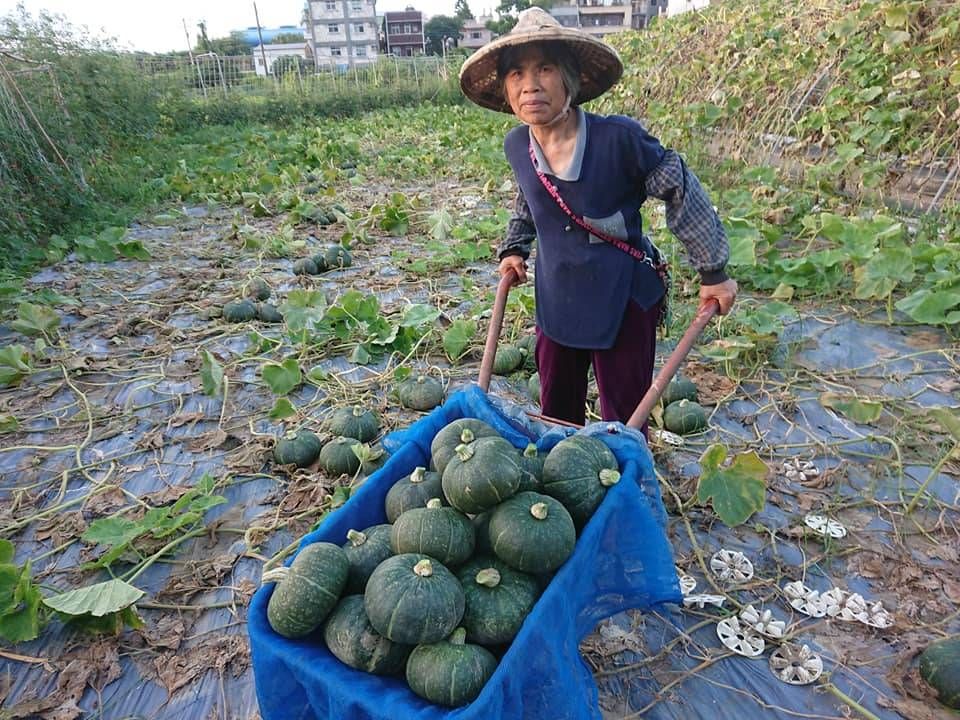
<box><xmin>459</xmin><ymin>8</ymin><xmax>737</xmax><ymax>428</ymax></box>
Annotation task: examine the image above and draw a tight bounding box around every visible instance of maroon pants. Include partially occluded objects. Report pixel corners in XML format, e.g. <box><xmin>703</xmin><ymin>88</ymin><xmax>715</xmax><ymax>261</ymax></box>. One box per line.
<box><xmin>535</xmin><ymin>300</ymin><xmax>661</xmax><ymax>430</ymax></box>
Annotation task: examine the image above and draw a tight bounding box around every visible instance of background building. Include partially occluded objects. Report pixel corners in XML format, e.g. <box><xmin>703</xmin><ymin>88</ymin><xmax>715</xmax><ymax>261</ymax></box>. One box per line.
<box><xmin>459</xmin><ymin>15</ymin><xmax>494</xmax><ymax>51</ymax></box>
<box><xmin>383</xmin><ymin>9</ymin><xmax>426</xmax><ymax>56</ymax></box>
<box><xmin>251</xmin><ymin>42</ymin><xmax>314</xmax><ymax>76</ymax></box>
<box><xmin>306</xmin><ymin>0</ymin><xmax>379</xmax><ymax>68</ymax></box>
<box><xmin>234</xmin><ymin>25</ymin><xmax>306</xmax><ymax>46</ymax></box>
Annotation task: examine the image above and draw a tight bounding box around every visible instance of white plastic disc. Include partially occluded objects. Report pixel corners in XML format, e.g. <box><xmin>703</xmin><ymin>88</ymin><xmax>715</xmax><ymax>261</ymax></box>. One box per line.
<box><xmin>677</xmin><ymin>570</ymin><xmax>697</xmax><ymax>596</ymax></box>
<box><xmin>804</xmin><ymin>513</ymin><xmax>847</xmax><ymax>538</ymax></box>
<box><xmin>710</xmin><ymin>549</ymin><xmax>754</xmax><ymax>584</ymax></box>
<box><xmin>782</xmin><ymin>581</ymin><xmax>827</xmax><ymax>618</ymax></box>
<box><xmin>740</xmin><ymin>604</ymin><xmax>786</xmax><ymax>639</ymax></box>
<box><xmin>769</xmin><ymin>644</ymin><xmax>823</xmax><ymax>685</ymax></box>
<box><xmin>716</xmin><ymin>616</ymin><xmax>765</xmax><ymax>658</ymax></box>
<box><xmin>863</xmin><ymin>601</ymin><xmax>894</xmax><ymax>629</ymax></box>
<box><xmin>682</xmin><ymin>593</ymin><xmax>726</xmax><ymax>609</ymax></box>
<box><xmin>651</xmin><ymin>428</ymin><xmax>684</xmax><ymax>446</ymax></box>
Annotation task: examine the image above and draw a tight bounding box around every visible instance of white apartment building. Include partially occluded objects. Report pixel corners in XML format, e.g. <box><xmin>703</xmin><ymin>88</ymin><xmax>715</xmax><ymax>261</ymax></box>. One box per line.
<box><xmin>252</xmin><ymin>42</ymin><xmax>314</xmax><ymax>77</ymax></box>
<box><xmin>306</xmin><ymin>0</ymin><xmax>379</xmax><ymax>68</ymax></box>
<box><xmin>666</xmin><ymin>0</ymin><xmax>710</xmax><ymax>16</ymax></box>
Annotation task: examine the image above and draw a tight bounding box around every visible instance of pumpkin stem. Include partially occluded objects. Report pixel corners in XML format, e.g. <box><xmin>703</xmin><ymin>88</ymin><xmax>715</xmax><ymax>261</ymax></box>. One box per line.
<box><xmin>346</xmin><ymin>529</ymin><xmax>367</xmax><ymax>546</ymax></box>
<box><xmin>475</xmin><ymin>568</ymin><xmax>501</xmax><ymax>587</ymax></box>
<box><xmin>410</xmin><ymin>466</ymin><xmax>427</xmax><ymax>483</ymax></box>
<box><xmin>454</xmin><ymin>443</ymin><xmax>475</xmax><ymax>462</ymax></box>
<box><xmin>530</xmin><ymin>502</ymin><xmax>549</xmax><ymax>520</ymax></box>
<box><xmin>599</xmin><ymin>468</ymin><xmax>621</xmax><ymax>487</ymax></box>
<box><xmin>413</xmin><ymin>558</ymin><xmax>434</xmax><ymax>577</ymax></box>
<box><xmin>261</xmin><ymin>567</ymin><xmax>290</xmax><ymax>584</ymax></box>
<box><xmin>351</xmin><ymin>406</ymin><xmax>364</xmax><ymax>417</ymax></box>
<box><xmin>523</xmin><ymin>443</ymin><xmax>538</xmax><ymax>458</ymax></box>
<box><xmin>415</xmin><ymin>375</ymin><xmax>427</xmax><ymax>384</ymax></box>
<box><xmin>449</xmin><ymin>628</ymin><xmax>468</xmax><ymax>645</ymax></box>
<box><xmin>460</xmin><ymin>428</ymin><xmax>476</xmax><ymax>444</ymax></box>
<box><xmin>426</xmin><ymin>498</ymin><xmax>443</xmax><ymax>509</ymax></box>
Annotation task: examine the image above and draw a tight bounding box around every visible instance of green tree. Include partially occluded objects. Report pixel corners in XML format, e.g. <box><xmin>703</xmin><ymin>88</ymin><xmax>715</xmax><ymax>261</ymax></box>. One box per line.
<box><xmin>205</xmin><ymin>33</ymin><xmax>250</xmax><ymax>56</ymax></box>
<box><xmin>424</xmin><ymin>15</ymin><xmax>462</xmax><ymax>55</ymax></box>
<box><xmin>489</xmin><ymin>0</ymin><xmax>555</xmax><ymax>33</ymax></box>
<box><xmin>273</xmin><ymin>31</ymin><xmax>307</xmax><ymax>43</ymax></box>
<box><xmin>454</xmin><ymin>0</ymin><xmax>474</xmax><ymax>21</ymax></box>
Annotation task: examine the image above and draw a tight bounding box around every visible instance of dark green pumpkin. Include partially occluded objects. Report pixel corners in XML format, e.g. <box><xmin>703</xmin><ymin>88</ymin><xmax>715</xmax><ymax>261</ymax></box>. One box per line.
<box><xmin>265</xmin><ymin>541</ymin><xmax>348</xmax><ymax>638</ymax></box>
<box><xmin>310</xmin><ymin>253</ymin><xmax>331</xmax><ymax>272</ymax></box>
<box><xmin>323</xmin><ymin>595</ymin><xmax>412</xmax><ymax>675</ymax></box>
<box><xmin>360</xmin><ymin>443</ymin><xmax>388</xmax><ymax>476</ymax></box>
<box><xmin>492</xmin><ymin>346</ymin><xmax>523</xmax><ymax>375</ymax></box>
<box><xmin>488</xmin><ymin>491</ymin><xmax>576</xmax><ymax>574</ymax></box>
<box><xmin>663</xmin><ymin>399</ymin><xmax>708</xmax><ymax>435</ymax></box>
<box><xmin>430</xmin><ymin>419</ymin><xmax>501</xmax><ymax>476</ymax></box>
<box><xmin>397</xmin><ymin>375</ymin><xmax>445</xmax><ymax>411</ymax></box>
<box><xmin>293</xmin><ymin>257</ymin><xmax>319</xmax><ymax>275</ymax></box>
<box><xmin>528</xmin><ymin>372</ymin><xmax>540</xmax><ymax>403</ymax></box>
<box><xmin>323</xmin><ymin>244</ymin><xmax>352</xmax><ymax>269</ymax></box>
<box><xmin>319</xmin><ymin>436</ymin><xmax>363</xmax><ymax>476</ymax></box>
<box><xmin>441</xmin><ymin>436</ymin><xmax>521</xmax><ymax>514</ymax></box>
<box><xmin>223</xmin><ymin>299</ymin><xmax>258</xmax><ymax>323</ymax></box>
<box><xmin>515</xmin><ymin>334</ymin><xmax>537</xmax><ymax>371</ymax></box>
<box><xmin>273</xmin><ymin>429</ymin><xmax>322</xmax><ymax>467</ymax></box>
<box><xmin>405</xmin><ymin>628</ymin><xmax>497</xmax><ymax>708</ymax></box>
<box><xmin>328</xmin><ymin>406</ymin><xmax>379</xmax><ymax>442</ymax></box>
<box><xmin>257</xmin><ymin>302</ymin><xmax>283</xmax><ymax>323</ymax></box>
<box><xmin>364</xmin><ymin>554</ymin><xmax>464</xmax><ymax>644</ymax></box>
<box><xmin>391</xmin><ymin>498</ymin><xmax>475</xmax><ymax>567</ymax></box>
<box><xmin>457</xmin><ymin>556</ymin><xmax>539</xmax><ymax>645</ymax></box>
<box><xmin>384</xmin><ymin>466</ymin><xmax>447</xmax><ymax>523</ymax></box>
<box><xmin>662</xmin><ymin>376</ymin><xmax>699</xmax><ymax>406</ymax></box>
<box><xmin>244</xmin><ymin>277</ymin><xmax>271</xmax><ymax>301</ymax></box>
<box><xmin>541</xmin><ymin>435</ymin><xmax>621</xmax><ymax>527</ymax></box>
<box><xmin>342</xmin><ymin>524</ymin><xmax>394</xmax><ymax>594</ymax></box>
<box><xmin>516</xmin><ymin>443</ymin><xmax>545</xmax><ymax>493</ymax></box>
<box><xmin>919</xmin><ymin>635</ymin><xmax>960</xmax><ymax>709</ymax></box>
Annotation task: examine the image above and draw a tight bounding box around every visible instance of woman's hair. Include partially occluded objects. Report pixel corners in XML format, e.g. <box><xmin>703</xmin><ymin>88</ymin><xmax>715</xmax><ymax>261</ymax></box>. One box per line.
<box><xmin>497</xmin><ymin>41</ymin><xmax>582</xmax><ymax>104</ymax></box>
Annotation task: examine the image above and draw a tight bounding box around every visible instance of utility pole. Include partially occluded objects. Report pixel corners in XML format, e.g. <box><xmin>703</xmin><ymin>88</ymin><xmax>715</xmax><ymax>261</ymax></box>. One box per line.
<box><xmin>253</xmin><ymin>2</ymin><xmax>271</xmax><ymax>78</ymax></box>
<box><xmin>183</xmin><ymin>17</ymin><xmax>206</xmax><ymax>98</ymax></box>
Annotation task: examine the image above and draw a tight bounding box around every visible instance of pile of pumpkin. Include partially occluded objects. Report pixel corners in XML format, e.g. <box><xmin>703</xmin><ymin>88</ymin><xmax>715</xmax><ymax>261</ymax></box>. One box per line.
<box><xmin>293</xmin><ymin>244</ymin><xmax>352</xmax><ymax>276</ymax></box>
<box><xmin>660</xmin><ymin>376</ymin><xmax>708</xmax><ymax>436</ymax></box>
<box><xmin>222</xmin><ymin>278</ymin><xmax>284</xmax><ymax>324</ymax></box>
<box><xmin>273</xmin><ymin>405</ymin><xmax>383</xmax><ymax>476</ymax></box>
<box><xmin>262</xmin><ymin>417</ymin><xmax>623</xmax><ymax>707</ymax></box>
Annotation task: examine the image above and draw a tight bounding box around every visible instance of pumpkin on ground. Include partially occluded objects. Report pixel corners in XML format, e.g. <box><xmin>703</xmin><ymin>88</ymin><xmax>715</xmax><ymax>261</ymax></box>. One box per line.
<box><xmin>323</xmin><ymin>595</ymin><xmax>412</xmax><ymax>675</ymax></box>
<box><xmin>528</xmin><ymin>373</ymin><xmax>540</xmax><ymax>403</ymax></box>
<box><xmin>293</xmin><ymin>257</ymin><xmax>320</xmax><ymax>275</ymax></box>
<box><xmin>488</xmin><ymin>491</ymin><xmax>576</xmax><ymax>574</ymax></box>
<box><xmin>309</xmin><ymin>253</ymin><xmax>330</xmax><ymax>272</ymax></box>
<box><xmin>328</xmin><ymin>406</ymin><xmax>379</xmax><ymax>442</ymax></box>
<box><xmin>663</xmin><ymin>399</ymin><xmax>708</xmax><ymax>435</ymax></box>
<box><xmin>243</xmin><ymin>277</ymin><xmax>272</xmax><ymax>301</ymax></box>
<box><xmin>397</xmin><ymin>375</ymin><xmax>445</xmax><ymax>411</ymax></box>
<box><xmin>319</xmin><ymin>436</ymin><xmax>363</xmax><ymax>476</ymax></box>
<box><xmin>662</xmin><ymin>376</ymin><xmax>699</xmax><ymax>406</ymax></box>
<box><xmin>541</xmin><ymin>435</ymin><xmax>621</xmax><ymax>527</ymax></box>
<box><xmin>342</xmin><ymin>524</ymin><xmax>394</xmax><ymax>594</ymax></box>
<box><xmin>515</xmin><ymin>334</ymin><xmax>537</xmax><ymax>371</ymax></box>
<box><xmin>405</xmin><ymin>628</ymin><xmax>498</xmax><ymax>708</ymax></box>
<box><xmin>384</xmin><ymin>466</ymin><xmax>447</xmax><ymax>523</ymax></box>
<box><xmin>273</xmin><ymin>429</ymin><xmax>322</xmax><ymax>468</ymax></box>
<box><xmin>323</xmin><ymin>244</ymin><xmax>352</xmax><ymax>269</ymax></box>
<box><xmin>257</xmin><ymin>303</ymin><xmax>283</xmax><ymax>323</ymax></box>
<box><xmin>492</xmin><ymin>346</ymin><xmax>523</xmax><ymax>375</ymax></box>
<box><xmin>223</xmin><ymin>299</ymin><xmax>258</xmax><ymax>323</ymax></box>
<box><xmin>264</xmin><ymin>542</ymin><xmax>348</xmax><ymax>638</ymax></box>
<box><xmin>515</xmin><ymin>442</ymin><xmax>545</xmax><ymax>493</ymax></box>
<box><xmin>391</xmin><ymin>498</ymin><xmax>475</xmax><ymax>567</ymax></box>
<box><xmin>441</xmin><ymin>436</ymin><xmax>521</xmax><ymax>514</ymax></box>
<box><xmin>360</xmin><ymin>444</ymin><xmax>388</xmax><ymax>476</ymax></box>
<box><xmin>429</xmin><ymin>419</ymin><xmax>501</xmax><ymax>476</ymax></box>
<box><xmin>364</xmin><ymin>554</ymin><xmax>464</xmax><ymax>645</ymax></box>
<box><xmin>919</xmin><ymin>635</ymin><xmax>960</xmax><ymax>709</ymax></box>
<box><xmin>457</xmin><ymin>556</ymin><xmax>540</xmax><ymax>645</ymax></box>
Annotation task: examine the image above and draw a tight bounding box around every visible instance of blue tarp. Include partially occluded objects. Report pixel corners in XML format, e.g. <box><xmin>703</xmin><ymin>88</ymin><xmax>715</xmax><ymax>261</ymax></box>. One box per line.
<box><xmin>248</xmin><ymin>385</ymin><xmax>682</xmax><ymax>720</ymax></box>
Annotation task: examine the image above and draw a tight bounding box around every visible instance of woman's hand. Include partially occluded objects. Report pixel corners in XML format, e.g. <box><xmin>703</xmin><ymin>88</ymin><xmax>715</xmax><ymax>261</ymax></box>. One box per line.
<box><xmin>700</xmin><ymin>278</ymin><xmax>738</xmax><ymax>315</ymax></box>
<box><xmin>499</xmin><ymin>255</ymin><xmax>528</xmax><ymax>286</ymax></box>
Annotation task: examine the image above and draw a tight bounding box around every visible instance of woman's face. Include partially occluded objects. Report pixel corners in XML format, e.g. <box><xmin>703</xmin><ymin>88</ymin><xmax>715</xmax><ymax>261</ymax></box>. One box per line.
<box><xmin>502</xmin><ymin>45</ymin><xmax>568</xmax><ymax>126</ymax></box>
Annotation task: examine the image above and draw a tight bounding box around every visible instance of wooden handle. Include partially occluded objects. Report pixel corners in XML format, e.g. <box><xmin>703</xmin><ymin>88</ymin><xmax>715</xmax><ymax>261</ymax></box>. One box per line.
<box><xmin>478</xmin><ymin>269</ymin><xmax>518</xmax><ymax>392</ymax></box>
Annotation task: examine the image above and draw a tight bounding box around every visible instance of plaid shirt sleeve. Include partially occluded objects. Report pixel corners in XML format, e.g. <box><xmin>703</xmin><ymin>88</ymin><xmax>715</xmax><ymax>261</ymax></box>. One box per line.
<box><xmin>644</xmin><ymin>150</ymin><xmax>729</xmax><ymax>284</ymax></box>
<box><xmin>497</xmin><ymin>186</ymin><xmax>536</xmax><ymax>260</ymax></box>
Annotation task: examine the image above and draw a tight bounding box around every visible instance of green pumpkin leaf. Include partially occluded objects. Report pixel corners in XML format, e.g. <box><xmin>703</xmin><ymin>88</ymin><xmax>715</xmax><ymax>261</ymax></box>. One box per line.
<box><xmin>43</xmin><ymin>578</ymin><xmax>144</xmax><ymax>617</ymax></box>
<box><xmin>426</xmin><ymin>208</ymin><xmax>454</xmax><ymax>240</ymax></box>
<box><xmin>199</xmin><ymin>350</ymin><xmax>225</xmax><ymax>397</ymax></box>
<box><xmin>0</xmin><ymin>540</ymin><xmax>13</xmax><ymax>565</ymax></box>
<box><xmin>261</xmin><ymin>357</ymin><xmax>301</xmax><ymax>395</ymax></box>
<box><xmin>929</xmin><ymin>407</ymin><xmax>960</xmax><ymax>443</ymax></box>
<box><xmin>281</xmin><ymin>290</ymin><xmax>327</xmax><ymax>333</ymax></box>
<box><xmin>696</xmin><ymin>445</ymin><xmax>767</xmax><ymax>527</ymax></box>
<box><xmin>0</xmin><ymin>561</ymin><xmax>43</xmax><ymax>643</ymax></box>
<box><xmin>82</xmin><ymin>517</ymin><xmax>144</xmax><ymax>547</ymax></box>
<box><xmin>10</xmin><ymin>303</ymin><xmax>60</xmax><ymax>338</ymax></box>
<box><xmin>895</xmin><ymin>289</ymin><xmax>960</xmax><ymax>325</ymax></box>
<box><xmin>0</xmin><ymin>414</ymin><xmax>18</xmax><ymax>433</ymax></box>
<box><xmin>819</xmin><ymin>392</ymin><xmax>883</xmax><ymax>424</ymax></box>
<box><xmin>74</xmin><ymin>235</ymin><xmax>117</xmax><ymax>262</ymax></box>
<box><xmin>442</xmin><ymin>318</ymin><xmax>476</xmax><ymax>362</ymax></box>
<box><xmin>700</xmin><ymin>336</ymin><xmax>755</xmax><ymax>361</ymax></box>
<box><xmin>60</xmin><ymin>604</ymin><xmax>143</xmax><ymax>634</ymax></box>
<box><xmin>400</xmin><ymin>304</ymin><xmax>441</xmax><ymax>328</ymax></box>
<box><xmin>0</xmin><ymin>345</ymin><xmax>32</xmax><ymax>388</ymax></box>
<box><xmin>269</xmin><ymin>397</ymin><xmax>298</xmax><ymax>420</ymax></box>
<box><xmin>306</xmin><ymin>365</ymin><xmax>328</xmax><ymax>383</ymax></box>
<box><xmin>348</xmin><ymin>344</ymin><xmax>371</xmax><ymax>365</ymax></box>
<box><xmin>882</xmin><ymin>29</ymin><xmax>911</xmax><ymax>52</ymax></box>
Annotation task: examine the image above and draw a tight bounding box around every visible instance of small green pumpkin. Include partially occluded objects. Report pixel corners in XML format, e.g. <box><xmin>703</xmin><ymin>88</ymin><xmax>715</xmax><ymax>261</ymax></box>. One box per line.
<box><xmin>223</xmin><ymin>299</ymin><xmax>258</xmax><ymax>323</ymax></box>
<box><xmin>243</xmin><ymin>277</ymin><xmax>271</xmax><ymax>301</ymax></box>
<box><xmin>492</xmin><ymin>345</ymin><xmax>523</xmax><ymax>375</ymax></box>
<box><xmin>662</xmin><ymin>376</ymin><xmax>699</xmax><ymax>406</ymax></box>
<box><xmin>292</xmin><ymin>257</ymin><xmax>319</xmax><ymax>275</ymax></box>
<box><xmin>273</xmin><ymin>429</ymin><xmax>322</xmax><ymax>467</ymax></box>
<box><xmin>919</xmin><ymin>635</ymin><xmax>960</xmax><ymax>709</ymax></box>
<box><xmin>364</xmin><ymin>554</ymin><xmax>464</xmax><ymax>644</ymax></box>
<box><xmin>323</xmin><ymin>244</ymin><xmax>352</xmax><ymax>269</ymax></box>
<box><xmin>528</xmin><ymin>372</ymin><xmax>540</xmax><ymax>403</ymax></box>
<box><xmin>441</xmin><ymin>436</ymin><xmax>521</xmax><ymax>514</ymax></box>
<box><xmin>663</xmin><ymin>399</ymin><xmax>708</xmax><ymax>435</ymax></box>
<box><xmin>515</xmin><ymin>334</ymin><xmax>537</xmax><ymax>371</ymax></box>
<box><xmin>541</xmin><ymin>435</ymin><xmax>621</xmax><ymax>527</ymax></box>
<box><xmin>405</xmin><ymin>628</ymin><xmax>497</xmax><ymax>708</ymax></box>
<box><xmin>323</xmin><ymin>595</ymin><xmax>412</xmax><ymax>675</ymax></box>
<box><xmin>457</xmin><ymin>556</ymin><xmax>539</xmax><ymax>645</ymax></box>
<box><xmin>516</xmin><ymin>443</ymin><xmax>545</xmax><ymax>493</ymax></box>
<box><xmin>319</xmin><ymin>436</ymin><xmax>363</xmax><ymax>476</ymax></box>
<box><xmin>328</xmin><ymin>406</ymin><xmax>379</xmax><ymax>442</ymax></box>
<box><xmin>391</xmin><ymin>498</ymin><xmax>475</xmax><ymax>567</ymax></box>
<box><xmin>429</xmin><ymin>419</ymin><xmax>501</xmax><ymax>476</ymax></box>
<box><xmin>360</xmin><ymin>443</ymin><xmax>388</xmax><ymax>476</ymax></box>
<box><xmin>310</xmin><ymin>252</ymin><xmax>331</xmax><ymax>272</ymax></box>
<box><xmin>397</xmin><ymin>375</ymin><xmax>444</xmax><ymax>411</ymax></box>
<box><xmin>488</xmin><ymin>491</ymin><xmax>576</xmax><ymax>574</ymax></box>
<box><xmin>342</xmin><ymin>524</ymin><xmax>394</xmax><ymax>594</ymax></box>
<box><xmin>384</xmin><ymin>466</ymin><xmax>447</xmax><ymax>523</ymax></box>
<box><xmin>257</xmin><ymin>302</ymin><xmax>283</xmax><ymax>323</ymax></box>
<box><xmin>264</xmin><ymin>541</ymin><xmax>348</xmax><ymax>638</ymax></box>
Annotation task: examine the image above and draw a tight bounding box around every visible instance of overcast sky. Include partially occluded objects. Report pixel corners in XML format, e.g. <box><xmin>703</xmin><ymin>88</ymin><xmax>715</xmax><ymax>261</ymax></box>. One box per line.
<box><xmin>0</xmin><ymin>0</ymin><xmax>484</xmax><ymax>53</ymax></box>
